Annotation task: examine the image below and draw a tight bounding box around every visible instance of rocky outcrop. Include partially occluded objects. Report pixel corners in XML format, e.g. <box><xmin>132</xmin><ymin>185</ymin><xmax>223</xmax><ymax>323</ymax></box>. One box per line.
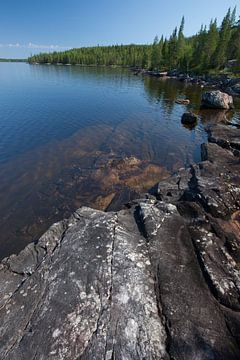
<box><xmin>0</xmin><ymin>124</ymin><xmax>240</xmax><ymax>359</ymax></box>
<box><xmin>201</xmin><ymin>90</ymin><xmax>234</xmax><ymax>110</ymax></box>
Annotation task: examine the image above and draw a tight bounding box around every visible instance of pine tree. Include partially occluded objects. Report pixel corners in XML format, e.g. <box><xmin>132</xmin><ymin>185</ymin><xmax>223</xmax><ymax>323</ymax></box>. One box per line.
<box><xmin>231</xmin><ymin>6</ymin><xmax>237</xmax><ymax>26</ymax></box>
<box><xmin>168</xmin><ymin>27</ymin><xmax>178</xmax><ymax>69</ymax></box>
<box><xmin>150</xmin><ymin>35</ymin><xmax>160</xmax><ymax>70</ymax></box>
<box><xmin>228</xmin><ymin>15</ymin><xmax>240</xmax><ymax>60</ymax></box>
<box><xmin>177</xmin><ymin>16</ymin><xmax>186</xmax><ymax>69</ymax></box>
<box><xmin>191</xmin><ymin>25</ymin><xmax>207</xmax><ymax>72</ymax></box>
<box><xmin>161</xmin><ymin>38</ymin><xmax>169</xmax><ymax>70</ymax></box>
<box><xmin>213</xmin><ymin>8</ymin><xmax>232</xmax><ymax>69</ymax></box>
<box><xmin>204</xmin><ymin>19</ymin><xmax>219</xmax><ymax>70</ymax></box>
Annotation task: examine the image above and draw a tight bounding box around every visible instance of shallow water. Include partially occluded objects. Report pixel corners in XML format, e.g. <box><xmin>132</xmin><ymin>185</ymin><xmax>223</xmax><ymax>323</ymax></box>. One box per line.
<box><xmin>0</xmin><ymin>63</ymin><xmax>239</xmax><ymax>258</ymax></box>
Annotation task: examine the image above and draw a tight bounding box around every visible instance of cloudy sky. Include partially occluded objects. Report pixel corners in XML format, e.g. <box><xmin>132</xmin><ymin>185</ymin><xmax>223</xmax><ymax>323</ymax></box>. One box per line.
<box><xmin>0</xmin><ymin>0</ymin><xmax>238</xmax><ymax>58</ymax></box>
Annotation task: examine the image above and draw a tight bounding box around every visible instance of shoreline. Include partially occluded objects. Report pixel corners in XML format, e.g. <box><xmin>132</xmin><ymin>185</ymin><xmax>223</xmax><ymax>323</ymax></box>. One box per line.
<box><xmin>0</xmin><ymin>109</ymin><xmax>239</xmax><ymax>358</ymax></box>
<box><xmin>131</xmin><ymin>67</ymin><xmax>240</xmax><ymax>96</ymax></box>
<box><xmin>27</xmin><ymin>61</ymin><xmax>240</xmax><ymax>96</ymax></box>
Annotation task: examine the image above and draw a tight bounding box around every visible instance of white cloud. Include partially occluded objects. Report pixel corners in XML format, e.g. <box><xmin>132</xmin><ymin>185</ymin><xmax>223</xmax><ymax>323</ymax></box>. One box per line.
<box><xmin>0</xmin><ymin>42</ymin><xmax>71</xmax><ymax>50</ymax></box>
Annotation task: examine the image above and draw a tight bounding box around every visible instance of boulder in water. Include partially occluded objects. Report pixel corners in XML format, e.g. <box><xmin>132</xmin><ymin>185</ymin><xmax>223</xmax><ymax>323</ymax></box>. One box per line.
<box><xmin>201</xmin><ymin>90</ymin><xmax>233</xmax><ymax>110</ymax></box>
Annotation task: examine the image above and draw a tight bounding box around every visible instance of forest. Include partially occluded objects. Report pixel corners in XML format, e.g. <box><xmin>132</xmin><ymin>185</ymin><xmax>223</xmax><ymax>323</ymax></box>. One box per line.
<box><xmin>0</xmin><ymin>58</ymin><xmax>26</xmax><ymax>62</ymax></box>
<box><xmin>28</xmin><ymin>7</ymin><xmax>240</xmax><ymax>74</ymax></box>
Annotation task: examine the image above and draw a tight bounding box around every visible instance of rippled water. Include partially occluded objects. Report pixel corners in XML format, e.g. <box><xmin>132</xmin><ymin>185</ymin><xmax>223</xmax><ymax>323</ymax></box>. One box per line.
<box><xmin>0</xmin><ymin>62</ymin><xmax>239</xmax><ymax>258</ymax></box>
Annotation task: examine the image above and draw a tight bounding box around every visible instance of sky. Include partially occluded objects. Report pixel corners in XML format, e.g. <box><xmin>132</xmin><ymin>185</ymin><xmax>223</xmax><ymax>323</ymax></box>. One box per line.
<box><xmin>0</xmin><ymin>0</ymin><xmax>238</xmax><ymax>58</ymax></box>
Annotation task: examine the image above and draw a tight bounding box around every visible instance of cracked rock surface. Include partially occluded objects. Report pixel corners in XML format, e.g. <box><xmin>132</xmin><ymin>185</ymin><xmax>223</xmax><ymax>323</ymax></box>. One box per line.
<box><xmin>0</xmin><ymin>123</ymin><xmax>240</xmax><ymax>359</ymax></box>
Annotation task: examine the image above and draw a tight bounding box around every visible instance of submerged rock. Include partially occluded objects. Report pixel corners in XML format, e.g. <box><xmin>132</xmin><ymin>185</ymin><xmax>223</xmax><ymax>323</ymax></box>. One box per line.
<box><xmin>201</xmin><ymin>90</ymin><xmax>234</xmax><ymax>110</ymax></box>
<box><xmin>175</xmin><ymin>98</ymin><xmax>190</xmax><ymax>105</ymax></box>
<box><xmin>0</xmin><ymin>124</ymin><xmax>240</xmax><ymax>359</ymax></box>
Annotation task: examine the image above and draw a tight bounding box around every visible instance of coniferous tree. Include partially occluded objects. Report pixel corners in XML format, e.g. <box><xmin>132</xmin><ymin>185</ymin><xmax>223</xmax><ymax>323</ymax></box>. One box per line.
<box><xmin>213</xmin><ymin>8</ymin><xmax>232</xmax><ymax>69</ymax></box>
<box><xmin>204</xmin><ymin>19</ymin><xmax>219</xmax><ymax>69</ymax></box>
<box><xmin>168</xmin><ymin>27</ymin><xmax>178</xmax><ymax>69</ymax></box>
<box><xmin>150</xmin><ymin>35</ymin><xmax>160</xmax><ymax>70</ymax></box>
<box><xmin>191</xmin><ymin>25</ymin><xmax>207</xmax><ymax>71</ymax></box>
<box><xmin>177</xmin><ymin>16</ymin><xmax>186</xmax><ymax>69</ymax></box>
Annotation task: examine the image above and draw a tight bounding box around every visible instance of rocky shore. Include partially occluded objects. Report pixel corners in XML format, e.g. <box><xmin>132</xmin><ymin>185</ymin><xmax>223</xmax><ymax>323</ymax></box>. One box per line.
<box><xmin>133</xmin><ymin>68</ymin><xmax>240</xmax><ymax>96</ymax></box>
<box><xmin>0</xmin><ymin>97</ymin><xmax>240</xmax><ymax>359</ymax></box>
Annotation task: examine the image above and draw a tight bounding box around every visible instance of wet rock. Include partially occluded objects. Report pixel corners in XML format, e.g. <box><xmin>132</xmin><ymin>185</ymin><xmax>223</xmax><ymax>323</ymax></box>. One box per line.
<box><xmin>149</xmin><ymin>167</ymin><xmax>191</xmax><ymax>204</ymax></box>
<box><xmin>225</xmin><ymin>79</ymin><xmax>240</xmax><ymax>96</ymax></box>
<box><xmin>175</xmin><ymin>99</ymin><xmax>190</xmax><ymax>105</ymax></box>
<box><xmin>181</xmin><ymin>111</ymin><xmax>198</xmax><ymax>125</ymax></box>
<box><xmin>108</xmin><ymin>156</ymin><xmax>141</xmax><ymax>170</ymax></box>
<box><xmin>207</xmin><ymin>124</ymin><xmax>240</xmax><ymax>154</ymax></box>
<box><xmin>201</xmin><ymin>90</ymin><xmax>234</xmax><ymax>110</ymax></box>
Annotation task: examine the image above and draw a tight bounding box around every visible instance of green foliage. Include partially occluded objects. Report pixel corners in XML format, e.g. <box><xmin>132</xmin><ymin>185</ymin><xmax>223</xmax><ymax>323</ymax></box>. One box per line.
<box><xmin>0</xmin><ymin>58</ymin><xmax>26</xmax><ymax>62</ymax></box>
<box><xmin>28</xmin><ymin>8</ymin><xmax>240</xmax><ymax>74</ymax></box>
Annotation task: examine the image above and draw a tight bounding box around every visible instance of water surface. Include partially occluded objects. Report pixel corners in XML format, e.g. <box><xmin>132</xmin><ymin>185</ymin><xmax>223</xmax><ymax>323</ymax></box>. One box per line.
<box><xmin>0</xmin><ymin>63</ymin><xmax>239</xmax><ymax>258</ymax></box>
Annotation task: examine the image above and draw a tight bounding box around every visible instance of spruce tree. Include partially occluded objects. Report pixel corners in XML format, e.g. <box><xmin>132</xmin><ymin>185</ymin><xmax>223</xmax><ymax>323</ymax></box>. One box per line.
<box><xmin>177</xmin><ymin>16</ymin><xmax>186</xmax><ymax>69</ymax></box>
<box><xmin>213</xmin><ymin>8</ymin><xmax>232</xmax><ymax>69</ymax></box>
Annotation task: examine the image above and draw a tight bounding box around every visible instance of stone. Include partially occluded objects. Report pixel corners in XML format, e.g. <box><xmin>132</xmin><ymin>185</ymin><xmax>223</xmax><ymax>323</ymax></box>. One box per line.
<box><xmin>207</xmin><ymin>124</ymin><xmax>240</xmax><ymax>153</ymax></box>
<box><xmin>175</xmin><ymin>99</ymin><xmax>190</xmax><ymax>105</ymax></box>
<box><xmin>201</xmin><ymin>90</ymin><xmax>234</xmax><ymax>110</ymax></box>
<box><xmin>181</xmin><ymin>111</ymin><xmax>198</xmax><ymax>125</ymax></box>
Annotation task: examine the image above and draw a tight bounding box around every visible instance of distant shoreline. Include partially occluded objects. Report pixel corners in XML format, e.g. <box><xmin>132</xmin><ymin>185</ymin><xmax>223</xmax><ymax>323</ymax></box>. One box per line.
<box><xmin>0</xmin><ymin>58</ymin><xmax>26</xmax><ymax>62</ymax></box>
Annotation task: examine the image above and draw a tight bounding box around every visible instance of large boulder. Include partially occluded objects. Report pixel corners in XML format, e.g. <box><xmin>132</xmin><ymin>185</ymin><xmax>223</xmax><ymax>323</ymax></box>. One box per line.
<box><xmin>201</xmin><ymin>90</ymin><xmax>234</xmax><ymax>110</ymax></box>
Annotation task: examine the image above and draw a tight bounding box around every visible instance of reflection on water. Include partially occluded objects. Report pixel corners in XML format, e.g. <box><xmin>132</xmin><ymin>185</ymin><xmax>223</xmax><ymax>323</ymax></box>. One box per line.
<box><xmin>0</xmin><ymin>63</ymin><xmax>239</xmax><ymax>259</ymax></box>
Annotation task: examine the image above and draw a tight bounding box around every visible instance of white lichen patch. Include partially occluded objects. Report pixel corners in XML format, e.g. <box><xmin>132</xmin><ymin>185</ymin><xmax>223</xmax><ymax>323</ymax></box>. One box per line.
<box><xmin>80</xmin><ymin>292</ymin><xmax>87</xmax><ymax>299</ymax></box>
<box><xmin>52</xmin><ymin>328</ymin><xmax>61</xmax><ymax>338</ymax></box>
<box><xmin>125</xmin><ymin>318</ymin><xmax>138</xmax><ymax>340</ymax></box>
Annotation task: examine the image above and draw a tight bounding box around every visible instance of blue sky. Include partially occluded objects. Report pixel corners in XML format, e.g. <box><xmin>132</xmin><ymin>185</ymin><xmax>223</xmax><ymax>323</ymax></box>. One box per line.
<box><xmin>0</xmin><ymin>0</ymin><xmax>238</xmax><ymax>58</ymax></box>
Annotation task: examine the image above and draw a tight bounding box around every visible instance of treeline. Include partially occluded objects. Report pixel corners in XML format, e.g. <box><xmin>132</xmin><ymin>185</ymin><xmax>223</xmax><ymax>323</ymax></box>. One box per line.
<box><xmin>0</xmin><ymin>58</ymin><xmax>26</xmax><ymax>62</ymax></box>
<box><xmin>28</xmin><ymin>7</ymin><xmax>240</xmax><ymax>74</ymax></box>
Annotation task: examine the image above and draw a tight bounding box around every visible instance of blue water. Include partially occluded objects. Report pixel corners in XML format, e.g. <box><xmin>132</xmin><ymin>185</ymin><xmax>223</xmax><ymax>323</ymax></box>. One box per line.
<box><xmin>1</xmin><ymin>62</ymin><xmax>238</xmax><ymax>258</ymax></box>
<box><xmin>0</xmin><ymin>62</ymin><xmax>205</xmax><ymax>165</ymax></box>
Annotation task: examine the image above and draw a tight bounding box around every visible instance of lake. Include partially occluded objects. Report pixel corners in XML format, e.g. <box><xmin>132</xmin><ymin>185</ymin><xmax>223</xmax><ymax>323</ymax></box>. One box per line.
<box><xmin>0</xmin><ymin>62</ymin><xmax>239</xmax><ymax>259</ymax></box>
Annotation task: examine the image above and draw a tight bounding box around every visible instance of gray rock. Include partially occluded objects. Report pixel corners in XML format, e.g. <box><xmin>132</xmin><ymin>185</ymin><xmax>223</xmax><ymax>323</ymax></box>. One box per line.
<box><xmin>207</xmin><ymin>124</ymin><xmax>240</xmax><ymax>154</ymax></box>
<box><xmin>0</xmin><ymin>208</ymin><xmax>169</xmax><ymax>360</ymax></box>
<box><xmin>225</xmin><ymin>79</ymin><xmax>240</xmax><ymax>96</ymax></box>
<box><xmin>201</xmin><ymin>90</ymin><xmax>234</xmax><ymax>110</ymax></box>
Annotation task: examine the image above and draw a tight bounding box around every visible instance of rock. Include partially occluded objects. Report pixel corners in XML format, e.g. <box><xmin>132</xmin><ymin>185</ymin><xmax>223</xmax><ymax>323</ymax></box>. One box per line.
<box><xmin>207</xmin><ymin>124</ymin><xmax>240</xmax><ymax>154</ymax></box>
<box><xmin>175</xmin><ymin>99</ymin><xmax>190</xmax><ymax>105</ymax></box>
<box><xmin>0</xmin><ymin>208</ymin><xmax>169</xmax><ymax>360</ymax></box>
<box><xmin>201</xmin><ymin>90</ymin><xmax>234</xmax><ymax>110</ymax></box>
<box><xmin>159</xmin><ymin>71</ymin><xmax>168</xmax><ymax>77</ymax></box>
<box><xmin>226</xmin><ymin>82</ymin><xmax>240</xmax><ymax>96</ymax></box>
<box><xmin>232</xmin><ymin>84</ymin><xmax>240</xmax><ymax>93</ymax></box>
<box><xmin>108</xmin><ymin>156</ymin><xmax>141</xmax><ymax>169</ymax></box>
<box><xmin>181</xmin><ymin>111</ymin><xmax>198</xmax><ymax>125</ymax></box>
<box><xmin>0</xmin><ymin>124</ymin><xmax>240</xmax><ymax>359</ymax></box>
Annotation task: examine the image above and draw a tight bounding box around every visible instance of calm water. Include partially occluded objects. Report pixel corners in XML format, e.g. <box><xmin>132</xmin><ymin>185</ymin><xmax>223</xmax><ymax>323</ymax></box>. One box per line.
<box><xmin>0</xmin><ymin>62</ymin><xmax>239</xmax><ymax>258</ymax></box>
